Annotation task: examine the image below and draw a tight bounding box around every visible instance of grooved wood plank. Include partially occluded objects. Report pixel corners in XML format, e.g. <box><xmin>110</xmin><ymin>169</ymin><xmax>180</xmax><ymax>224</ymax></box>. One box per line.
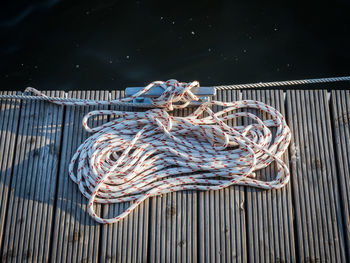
<box><xmin>51</xmin><ymin>91</ymin><xmax>108</xmax><ymax>263</ymax></box>
<box><xmin>100</xmin><ymin>90</ymin><xmax>150</xmax><ymax>263</ymax></box>
<box><xmin>242</xmin><ymin>90</ymin><xmax>295</xmax><ymax>263</ymax></box>
<box><xmin>1</xmin><ymin>91</ymin><xmax>64</xmax><ymax>262</ymax></box>
<box><xmin>148</xmin><ymin>103</ymin><xmax>198</xmax><ymax>263</ymax></box>
<box><xmin>286</xmin><ymin>90</ymin><xmax>346</xmax><ymax>262</ymax></box>
<box><xmin>198</xmin><ymin>89</ymin><xmax>247</xmax><ymax>263</ymax></box>
<box><xmin>0</xmin><ymin>92</ymin><xmax>21</xmax><ymax>253</ymax></box>
<box><xmin>1</xmin><ymin>87</ymin><xmax>349</xmax><ymax>262</ymax></box>
<box><xmin>330</xmin><ymin>90</ymin><xmax>350</xmax><ymax>258</ymax></box>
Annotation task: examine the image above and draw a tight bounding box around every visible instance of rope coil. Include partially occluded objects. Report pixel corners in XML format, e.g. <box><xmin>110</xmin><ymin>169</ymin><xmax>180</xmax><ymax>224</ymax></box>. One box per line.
<box><xmin>10</xmin><ymin>77</ymin><xmax>350</xmax><ymax>223</ymax></box>
<box><xmin>70</xmin><ymin>95</ymin><xmax>291</xmax><ymax>224</ymax></box>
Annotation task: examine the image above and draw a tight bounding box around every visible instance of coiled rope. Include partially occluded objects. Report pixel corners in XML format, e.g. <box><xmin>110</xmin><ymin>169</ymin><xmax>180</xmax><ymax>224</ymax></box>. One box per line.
<box><xmin>74</xmin><ymin>100</ymin><xmax>291</xmax><ymax>223</ymax></box>
<box><xmin>0</xmin><ymin>76</ymin><xmax>348</xmax><ymax>224</ymax></box>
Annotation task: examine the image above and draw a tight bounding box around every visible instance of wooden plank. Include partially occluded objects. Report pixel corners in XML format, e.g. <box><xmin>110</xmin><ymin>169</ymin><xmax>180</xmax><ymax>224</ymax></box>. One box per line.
<box><xmin>99</xmin><ymin>90</ymin><xmax>150</xmax><ymax>263</ymax></box>
<box><xmin>198</xmin><ymin>89</ymin><xmax>247</xmax><ymax>262</ymax></box>
<box><xmin>330</xmin><ymin>90</ymin><xmax>350</xmax><ymax>258</ymax></box>
<box><xmin>1</xmin><ymin>91</ymin><xmax>64</xmax><ymax>262</ymax></box>
<box><xmin>149</xmin><ymin>190</ymin><xmax>197</xmax><ymax>262</ymax></box>
<box><xmin>51</xmin><ymin>91</ymin><xmax>108</xmax><ymax>263</ymax></box>
<box><xmin>0</xmin><ymin>92</ymin><xmax>22</xmax><ymax>253</ymax></box>
<box><xmin>286</xmin><ymin>90</ymin><xmax>346</xmax><ymax>262</ymax></box>
<box><xmin>242</xmin><ymin>90</ymin><xmax>295</xmax><ymax>263</ymax></box>
<box><xmin>148</xmin><ymin>101</ymin><xmax>198</xmax><ymax>262</ymax></box>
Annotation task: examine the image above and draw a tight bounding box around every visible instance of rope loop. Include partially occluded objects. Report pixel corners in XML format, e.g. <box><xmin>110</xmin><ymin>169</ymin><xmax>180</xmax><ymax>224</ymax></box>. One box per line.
<box><xmin>70</xmin><ymin>98</ymin><xmax>291</xmax><ymax>224</ymax></box>
<box><xmin>140</xmin><ymin>79</ymin><xmax>200</xmax><ymax>110</ymax></box>
<box><xmin>23</xmin><ymin>80</ymin><xmax>200</xmax><ymax>110</ymax></box>
<box><xmin>0</xmin><ymin>79</ymin><xmax>302</xmax><ymax>224</ymax></box>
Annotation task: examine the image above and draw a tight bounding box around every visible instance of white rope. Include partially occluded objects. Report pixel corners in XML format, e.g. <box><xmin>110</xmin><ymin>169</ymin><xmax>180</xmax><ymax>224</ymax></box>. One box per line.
<box><xmin>0</xmin><ymin>80</ymin><xmax>201</xmax><ymax>109</ymax></box>
<box><xmin>215</xmin><ymin>76</ymin><xmax>350</xmax><ymax>90</ymax></box>
<box><xmin>1</xmin><ymin>76</ymin><xmax>349</xmax><ymax>107</ymax></box>
<box><xmin>71</xmin><ymin>96</ymin><xmax>291</xmax><ymax>223</ymax></box>
<box><xmin>0</xmin><ymin>79</ymin><xmax>297</xmax><ymax>224</ymax></box>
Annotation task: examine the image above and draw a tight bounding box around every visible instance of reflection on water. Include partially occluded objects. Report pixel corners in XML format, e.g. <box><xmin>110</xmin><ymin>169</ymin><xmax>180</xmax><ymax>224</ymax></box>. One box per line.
<box><xmin>1</xmin><ymin>0</ymin><xmax>350</xmax><ymax>91</ymax></box>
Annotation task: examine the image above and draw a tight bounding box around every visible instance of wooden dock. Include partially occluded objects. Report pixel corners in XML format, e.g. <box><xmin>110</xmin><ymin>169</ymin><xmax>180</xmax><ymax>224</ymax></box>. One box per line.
<box><xmin>0</xmin><ymin>88</ymin><xmax>349</xmax><ymax>262</ymax></box>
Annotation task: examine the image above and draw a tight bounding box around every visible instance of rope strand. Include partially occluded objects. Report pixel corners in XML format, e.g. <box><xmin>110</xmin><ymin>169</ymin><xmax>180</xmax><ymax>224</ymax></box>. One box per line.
<box><xmin>1</xmin><ymin>76</ymin><xmax>349</xmax><ymax>106</ymax></box>
<box><xmin>0</xmin><ymin>78</ymin><xmax>309</xmax><ymax>224</ymax></box>
<box><xmin>69</xmin><ymin>92</ymin><xmax>291</xmax><ymax>224</ymax></box>
<box><xmin>215</xmin><ymin>76</ymin><xmax>350</xmax><ymax>90</ymax></box>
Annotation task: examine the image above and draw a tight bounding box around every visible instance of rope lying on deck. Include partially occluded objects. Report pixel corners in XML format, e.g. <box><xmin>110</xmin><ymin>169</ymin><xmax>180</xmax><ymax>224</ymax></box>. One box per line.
<box><xmin>1</xmin><ymin>76</ymin><xmax>348</xmax><ymax>224</ymax></box>
<box><xmin>1</xmin><ymin>76</ymin><xmax>349</xmax><ymax>107</ymax></box>
<box><xmin>72</xmin><ymin>99</ymin><xmax>291</xmax><ymax>223</ymax></box>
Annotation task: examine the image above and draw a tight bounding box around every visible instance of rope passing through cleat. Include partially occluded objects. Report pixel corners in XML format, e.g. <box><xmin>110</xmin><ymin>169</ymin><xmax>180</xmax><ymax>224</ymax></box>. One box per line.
<box><xmin>68</xmin><ymin>80</ymin><xmax>292</xmax><ymax>224</ymax></box>
<box><xmin>2</xmin><ymin>76</ymin><xmax>349</xmax><ymax>223</ymax></box>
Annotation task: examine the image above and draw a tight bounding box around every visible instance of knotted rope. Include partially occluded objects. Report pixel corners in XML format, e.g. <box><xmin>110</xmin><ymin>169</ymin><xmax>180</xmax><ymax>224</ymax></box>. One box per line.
<box><xmin>65</xmin><ymin>81</ymin><xmax>291</xmax><ymax>223</ymax></box>
<box><xmin>71</xmin><ymin>98</ymin><xmax>291</xmax><ymax>223</ymax></box>
<box><xmin>3</xmin><ymin>76</ymin><xmax>347</xmax><ymax>223</ymax></box>
<box><xmin>1</xmin><ymin>79</ymin><xmax>201</xmax><ymax>109</ymax></box>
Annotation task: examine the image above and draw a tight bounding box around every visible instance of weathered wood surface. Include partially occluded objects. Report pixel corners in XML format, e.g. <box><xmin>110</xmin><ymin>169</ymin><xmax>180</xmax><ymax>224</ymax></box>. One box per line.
<box><xmin>287</xmin><ymin>90</ymin><xmax>346</xmax><ymax>262</ymax></box>
<box><xmin>51</xmin><ymin>91</ymin><xmax>108</xmax><ymax>263</ymax></box>
<box><xmin>199</xmin><ymin>90</ymin><xmax>246</xmax><ymax>263</ymax></box>
<box><xmin>148</xmin><ymin>105</ymin><xmax>198</xmax><ymax>263</ymax></box>
<box><xmin>0</xmin><ymin>89</ymin><xmax>349</xmax><ymax>263</ymax></box>
<box><xmin>330</xmin><ymin>90</ymin><xmax>350</xmax><ymax>259</ymax></box>
<box><xmin>1</xmin><ymin>91</ymin><xmax>64</xmax><ymax>262</ymax></box>
<box><xmin>0</xmin><ymin>92</ymin><xmax>21</xmax><ymax>255</ymax></box>
<box><xmin>243</xmin><ymin>90</ymin><xmax>295</xmax><ymax>263</ymax></box>
<box><xmin>100</xmin><ymin>90</ymin><xmax>150</xmax><ymax>263</ymax></box>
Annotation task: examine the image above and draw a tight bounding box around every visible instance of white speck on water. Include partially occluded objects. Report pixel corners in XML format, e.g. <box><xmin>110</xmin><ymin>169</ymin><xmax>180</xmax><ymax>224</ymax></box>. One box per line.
<box><xmin>126</xmin><ymin>56</ymin><xmax>130</xmax><ymax>59</ymax></box>
<box><xmin>286</xmin><ymin>63</ymin><xmax>290</xmax><ymax>67</ymax></box>
<box><xmin>243</xmin><ymin>49</ymin><xmax>247</xmax><ymax>53</ymax></box>
<box><xmin>160</xmin><ymin>16</ymin><xmax>163</xmax><ymax>20</ymax></box>
<box><xmin>274</xmin><ymin>28</ymin><xmax>278</xmax><ymax>31</ymax></box>
<box><xmin>208</xmin><ymin>48</ymin><xmax>211</xmax><ymax>52</ymax></box>
<box><xmin>191</xmin><ymin>31</ymin><xmax>195</xmax><ymax>35</ymax></box>
<box><xmin>75</xmin><ymin>64</ymin><xmax>80</xmax><ymax>68</ymax></box>
<box><xmin>86</xmin><ymin>11</ymin><xmax>90</xmax><ymax>15</ymax></box>
<box><xmin>34</xmin><ymin>65</ymin><xmax>38</xmax><ymax>69</ymax></box>
<box><xmin>109</xmin><ymin>60</ymin><xmax>113</xmax><ymax>64</ymax></box>
<box><xmin>21</xmin><ymin>63</ymin><xmax>24</xmax><ymax>66</ymax></box>
<box><xmin>172</xmin><ymin>21</ymin><xmax>175</xmax><ymax>24</ymax></box>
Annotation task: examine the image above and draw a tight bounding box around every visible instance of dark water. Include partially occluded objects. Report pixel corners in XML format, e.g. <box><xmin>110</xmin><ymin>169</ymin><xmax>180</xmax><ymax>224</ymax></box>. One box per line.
<box><xmin>1</xmin><ymin>0</ymin><xmax>350</xmax><ymax>91</ymax></box>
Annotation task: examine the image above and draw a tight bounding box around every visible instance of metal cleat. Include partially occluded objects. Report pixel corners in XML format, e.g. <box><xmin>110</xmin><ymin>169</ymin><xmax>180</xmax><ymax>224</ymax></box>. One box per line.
<box><xmin>125</xmin><ymin>86</ymin><xmax>216</xmax><ymax>105</ymax></box>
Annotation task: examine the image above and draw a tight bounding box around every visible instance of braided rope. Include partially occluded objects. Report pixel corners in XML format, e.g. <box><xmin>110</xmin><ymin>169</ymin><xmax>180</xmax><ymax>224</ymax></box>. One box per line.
<box><xmin>4</xmin><ymin>77</ymin><xmax>346</xmax><ymax>223</ymax></box>
<box><xmin>215</xmin><ymin>76</ymin><xmax>350</xmax><ymax>90</ymax></box>
<box><xmin>70</xmin><ymin>99</ymin><xmax>291</xmax><ymax>223</ymax></box>
<box><xmin>1</xmin><ymin>76</ymin><xmax>349</xmax><ymax>107</ymax></box>
<box><xmin>0</xmin><ymin>80</ymin><xmax>200</xmax><ymax>109</ymax></box>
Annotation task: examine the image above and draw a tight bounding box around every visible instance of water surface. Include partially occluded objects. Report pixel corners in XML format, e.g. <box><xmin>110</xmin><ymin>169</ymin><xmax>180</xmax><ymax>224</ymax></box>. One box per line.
<box><xmin>1</xmin><ymin>0</ymin><xmax>350</xmax><ymax>91</ymax></box>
